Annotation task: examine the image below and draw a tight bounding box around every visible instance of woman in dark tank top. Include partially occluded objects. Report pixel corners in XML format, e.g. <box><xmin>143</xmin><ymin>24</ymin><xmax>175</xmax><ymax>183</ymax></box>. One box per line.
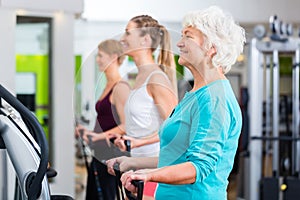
<box><xmin>95</xmin><ymin>87</ymin><xmax>120</xmax><ymax>133</ymax></box>
<box><xmin>75</xmin><ymin>39</ymin><xmax>130</xmax><ymax>200</ymax></box>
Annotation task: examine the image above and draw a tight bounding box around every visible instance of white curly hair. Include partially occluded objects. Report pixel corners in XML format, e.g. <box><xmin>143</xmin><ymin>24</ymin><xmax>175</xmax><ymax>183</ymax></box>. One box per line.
<box><xmin>182</xmin><ymin>6</ymin><xmax>246</xmax><ymax>74</ymax></box>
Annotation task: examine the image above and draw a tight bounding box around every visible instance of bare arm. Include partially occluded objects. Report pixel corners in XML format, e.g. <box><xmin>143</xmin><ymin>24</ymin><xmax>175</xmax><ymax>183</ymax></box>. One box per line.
<box><xmin>121</xmin><ymin>162</ymin><xmax>196</xmax><ymax>193</ymax></box>
<box><xmin>106</xmin><ymin>156</ymin><xmax>158</xmax><ymax>175</ymax></box>
<box><xmin>147</xmin><ymin>162</ymin><xmax>196</xmax><ymax>184</ymax></box>
<box><xmin>119</xmin><ymin>133</ymin><xmax>159</xmax><ymax>149</ymax></box>
<box><xmin>109</xmin><ymin>81</ymin><xmax>130</xmax><ymax>135</ymax></box>
<box><xmin>148</xmin><ymin>73</ymin><xmax>178</xmax><ymax>119</ymax></box>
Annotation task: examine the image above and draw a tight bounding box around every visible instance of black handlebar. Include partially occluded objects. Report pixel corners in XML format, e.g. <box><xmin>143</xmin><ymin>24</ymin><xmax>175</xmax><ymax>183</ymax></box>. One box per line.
<box><xmin>125</xmin><ymin>180</ymin><xmax>144</xmax><ymax>200</ymax></box>
<box><xmin>109</xmin><ymin>137</ymin><xmax>131</xmax><ymax>152</ymax></box>
<box><xmin>78</xmin><ymin>129</ymin><xmax>90</xmax><ymax>171</ymax></box>
<box><xmin>124</xmin><ymin>140</ymin><xmax>131</xmax><ymax>152</ymax></box>
<box><xmin>113</xmin><ymin>162</ymin><xmax>144</xmax><ymax>200</ymax></box>
<box><xmin>0</xmin><ymin>84</ymin><xmax>49</xmax><ymax>200</ymax></box>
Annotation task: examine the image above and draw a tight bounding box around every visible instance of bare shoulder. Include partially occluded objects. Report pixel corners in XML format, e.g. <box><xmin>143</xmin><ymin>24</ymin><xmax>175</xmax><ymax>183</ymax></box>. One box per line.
<box><xmin>148</xmin><ymin>72</ymin><xmax>170</xmax><ymax>86</ymax></box>
<box><xmin>113</xmin><ymin>80</ymin><xmax>130</xmax><ymax>91</ymax></box>
<box><xmin>147</xmin><ymin>72</ymin><xmax>175</xmax><ymax>99</ymax></box>
<box><xmin>112</xmin><ymin>80</ymin><xmax>131</xmax><ymax>98</ymax></box>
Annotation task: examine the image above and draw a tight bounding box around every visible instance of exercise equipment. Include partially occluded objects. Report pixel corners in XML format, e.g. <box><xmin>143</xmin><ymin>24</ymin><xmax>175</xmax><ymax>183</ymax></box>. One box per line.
<box><xmin>113</xmin><ymin>162</ymin><xmax>144</xmax><ymax>200</ymax></box>
<box><xmin>76</xmin><ymin>128</ymin><xmax>103</xmax><ymax>200</ymax></box>
<box><xmin>77</xmin><ymin>123</ymin><xmax>131</xmax><ymax>200</ymax></box>
<box><xmin>77</xmin><ymin>129</ymin><xmax>92</xmax><ymax>172</ymax></box>
<box><xmin>246</xmin><ymin>15</ymin><xmax>300</xmax><ymax>200</ymax></box>
<box><xmin>0</xmin><ymin>84</ymin><xmax>72</xmax><ymax>200</ymax></box>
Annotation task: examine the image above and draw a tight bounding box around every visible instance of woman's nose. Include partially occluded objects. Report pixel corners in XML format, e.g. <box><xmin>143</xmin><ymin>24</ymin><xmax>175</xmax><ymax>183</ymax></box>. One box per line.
<box><xmin>177</xmin><ymin>39</ymin><xmax>184</xmax><ymax>48</ymax></box>
<box><xmin>120</xmin><ymin>34</ymin><xmax>126</xmax><ymax>43</ymax></box>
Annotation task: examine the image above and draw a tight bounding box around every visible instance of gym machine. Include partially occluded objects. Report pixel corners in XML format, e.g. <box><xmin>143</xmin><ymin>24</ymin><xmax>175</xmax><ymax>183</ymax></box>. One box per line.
<box><xmin>247</xmin><ymin>16</ymin><xmax>300</xmax><ymax>200</ymax></box>
<box><xmin>0</xmin><ymin>84</ymin><xmax>72</xmax><ymax>200</ymax></box>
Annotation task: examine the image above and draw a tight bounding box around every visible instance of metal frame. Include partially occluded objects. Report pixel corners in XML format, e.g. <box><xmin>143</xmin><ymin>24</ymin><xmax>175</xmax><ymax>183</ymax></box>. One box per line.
<box><xmin>247</xmin><ymin>38</ymin><xmax>300</xmax><ymax>200</ymax></box>
<box><xmin>272</xmin><ymin>49</ymin><xmax>280</xmax><ymax>177</ymax></box>
<box><xmin>0</xmin><ymin>112</ymin><xmax>51</xmax><ymax>199</ymax></box>
<box><xmin>292</xmin><ymin>49</ymin><xmax>300</xmax><ymax>177</ymax></box>
<box><xmin>0</xmin><ymin>84</ymin><xmax>50</xmax><ymax>200</ymax></box>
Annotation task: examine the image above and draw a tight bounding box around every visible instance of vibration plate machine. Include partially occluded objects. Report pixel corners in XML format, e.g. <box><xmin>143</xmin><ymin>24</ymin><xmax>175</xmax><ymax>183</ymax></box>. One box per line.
<box><xmin>0</xmin><ymin>84</ymin><xmax>72</xmax><ymax>200</ymax></box>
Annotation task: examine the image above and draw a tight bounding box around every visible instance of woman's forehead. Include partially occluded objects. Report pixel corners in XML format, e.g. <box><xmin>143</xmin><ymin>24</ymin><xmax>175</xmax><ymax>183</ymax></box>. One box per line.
<box><xmin>126</xmin><ymin>21</ymin><xmax>138</xmax><ymax>30</ymax></box>
<box><xmin>182</xmin><ymin>26</ymin><xmax>202</xmax><ymax>35</ymax></box>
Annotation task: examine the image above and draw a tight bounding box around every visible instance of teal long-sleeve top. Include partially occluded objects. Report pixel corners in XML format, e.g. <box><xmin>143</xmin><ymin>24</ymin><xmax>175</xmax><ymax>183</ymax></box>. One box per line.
<box><xmin>155</xmin><ymin>79</ymin><xmax>242</xmax><ymax>200</ymax></box>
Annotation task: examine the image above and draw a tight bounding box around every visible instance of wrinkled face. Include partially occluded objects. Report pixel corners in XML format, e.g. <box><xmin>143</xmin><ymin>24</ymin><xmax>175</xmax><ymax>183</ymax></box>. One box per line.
<box><xmin>120</xmin><ymin>21</ymin><xmax>144</xmax><ymax>56</ymax></box>
<box><xmin>96</xmin><ymin>50</ymin><xmax>114</xmax><ymax>72</ymax></box>
<box><xmin>177</xmin><ymin>26</ymin><xmax>207</xmax><ymax>68</ymax></box>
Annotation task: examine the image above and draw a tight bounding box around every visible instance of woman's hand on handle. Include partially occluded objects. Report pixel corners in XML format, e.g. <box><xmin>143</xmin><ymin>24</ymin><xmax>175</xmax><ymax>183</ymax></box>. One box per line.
<box><xmin>74</xmin><ymin>124</ymin><xmax>86</xmax><ymax>138</ymax></box>
<box><xmin>106</xmin><ymin>156</ymin><xmax>134</xmax><ymax>175</ymax></box>
<box><xmin>114</xmin><ymin>136</ymin><xmax>128</xmax><ymax>151</ymax></box>
<box><xmin>120</xmin><ymin>170</ymin><xmax>138</xmax><ymax>193</ymax></box>
<box><xmin>121</xmin><ymin>169</ymin><xmax>154</xmax><ymax>193</ymax></box>
<box><xmin>115</xmin><ymin>135</ymin><xmax>146</xmax><ymax>151</ymax></box>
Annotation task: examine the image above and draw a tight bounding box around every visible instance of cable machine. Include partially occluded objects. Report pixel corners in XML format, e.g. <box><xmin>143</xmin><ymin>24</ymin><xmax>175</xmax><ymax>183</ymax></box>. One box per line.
<box><xmin>247</xmin><ymin>16</ymin><xmax>300</xmax><ymax>200</ymax></box>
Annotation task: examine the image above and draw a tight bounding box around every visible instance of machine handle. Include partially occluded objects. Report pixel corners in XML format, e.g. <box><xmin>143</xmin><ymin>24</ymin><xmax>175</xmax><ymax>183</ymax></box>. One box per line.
<box><xmin>113</xmin><ymin>162</ymin><xmax>144</xmax><ymax>200</ymax></box>
<box><xmin>78</xmin><ymin>129</ymin><xmax>90</xmax><ymax>171</ymax></box>
<box><xmin>128</xmin><ymin>180</ymin><xmax>144</xmax><ymax>200</ymax></box>
<box><xmin>124</xmin><ymin>139</ymin><xmax>131</xmax><ymax>152</ymax></box>
<box><xmin>0</xmin><ymin>84</ymin><xmax>49</xmax><ymax>200</ymax></box>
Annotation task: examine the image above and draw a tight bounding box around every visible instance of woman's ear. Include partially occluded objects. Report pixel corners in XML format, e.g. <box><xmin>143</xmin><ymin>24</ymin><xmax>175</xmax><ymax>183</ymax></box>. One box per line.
<box><xmin>207</xmin><ymin>45</ymin><xmax>217</xmax><ymax>58</ymax></box>
<box><xmin>140</xmin><ymin>37</ymin><xmax>146</xmax><ymax>46</ymax></box>
<box><xmin>110</xmin><ymin>53</ymin><xmax>118</xmax><ymax>61</ymax></box>
<box><xmin>143</xmin><ymin>34</ymin><xmax>152</xmax><ymax>46</ymax></box>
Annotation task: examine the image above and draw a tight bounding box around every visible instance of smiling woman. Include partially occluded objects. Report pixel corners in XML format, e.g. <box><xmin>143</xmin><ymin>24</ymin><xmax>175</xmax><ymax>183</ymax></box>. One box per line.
<box><xmin>106</xmin><ymin>14</ymin><xmax>178</xmax><ymax>199</ymax></box>
<box><xmin>75</xmin><ymin>39</ymin><xmax>131</xmax><ymax>200</ymax></box>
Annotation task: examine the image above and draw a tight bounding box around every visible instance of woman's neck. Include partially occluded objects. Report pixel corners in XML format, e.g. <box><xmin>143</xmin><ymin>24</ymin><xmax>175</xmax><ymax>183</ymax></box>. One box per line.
<box><xmin>191</xmin><ymin>65</ymin><xmax>226</xmax><ymax>91</ymax></box>
<box><xmin>136</xmin><ymin>63</ymin><xmax>161</xmax><ymax>74</ymax></box>
<box><xmin>104</xmin><ymin>65</ymin><xmax>122</xmax><ymax>84</ymax></box>
<box><xmin>132</xmin><ymin>51</ymin><xmax>156</xmax><ymax>68</ymax></box>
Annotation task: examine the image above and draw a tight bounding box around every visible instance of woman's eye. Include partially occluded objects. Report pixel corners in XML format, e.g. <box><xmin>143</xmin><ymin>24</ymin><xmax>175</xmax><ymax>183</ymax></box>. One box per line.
<box><xmin>182</xmin><ymin>34</ymin><xmax>192</xmax><ymax>39</ymax></box>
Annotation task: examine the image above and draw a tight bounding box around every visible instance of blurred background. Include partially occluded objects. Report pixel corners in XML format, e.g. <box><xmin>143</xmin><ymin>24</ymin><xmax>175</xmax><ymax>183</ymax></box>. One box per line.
<box><xmin>1</xmin><ymin>0</ymin><xmax>300</xmax><ymax>199</ymax></box>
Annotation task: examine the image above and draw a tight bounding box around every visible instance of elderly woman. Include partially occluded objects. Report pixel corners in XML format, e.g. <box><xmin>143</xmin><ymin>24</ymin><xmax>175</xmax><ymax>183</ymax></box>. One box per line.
<box><xmin>107</xmin><ymin>6</ymin><xmax>246</xmax><ymax>199</ymax></box>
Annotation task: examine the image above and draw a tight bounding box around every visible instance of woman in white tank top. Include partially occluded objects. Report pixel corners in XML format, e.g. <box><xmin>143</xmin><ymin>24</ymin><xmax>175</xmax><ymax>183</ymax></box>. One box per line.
<box><xmin>114</xmin><ymin>15</ymin><xmax>178</xmax><ymax>159</ymax></box>
<box><xmin>110</xmin><ymin>15</ymin><xmax>178</xmax><ymax>199</ymax></box>
<box><xmin>124</xmin><ymin>71</ymin><xmax>170</xmax><ymax>157</ymax></box>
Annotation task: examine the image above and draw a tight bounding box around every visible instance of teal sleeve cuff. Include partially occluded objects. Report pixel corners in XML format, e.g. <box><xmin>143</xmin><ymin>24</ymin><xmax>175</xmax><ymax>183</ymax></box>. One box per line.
<box><xmin>190</xmin><ymin>162</ymin><xmax>200</xmax><ymax>183</ymax></box>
